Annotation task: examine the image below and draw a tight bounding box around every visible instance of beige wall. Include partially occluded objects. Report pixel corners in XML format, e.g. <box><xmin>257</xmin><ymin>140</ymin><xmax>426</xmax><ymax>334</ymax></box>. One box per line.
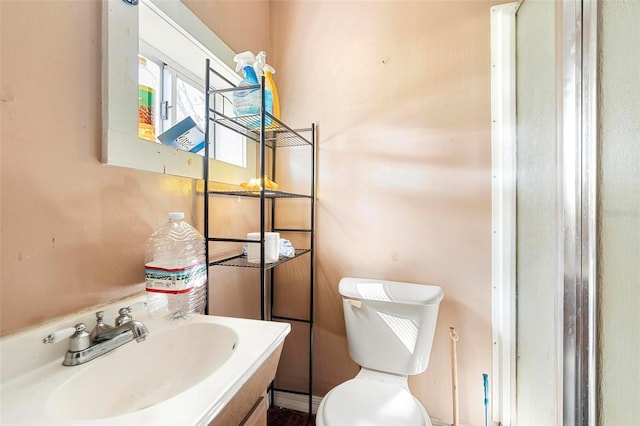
<box><xmin>1</xmin><ymin>1</ymin><xmax>494</xmax><ymax>425</ymax></box>
<box><xmin>0</xmin><ymin>0</ymin><xmax>268</xmax><ymax>333</ymax></box>
<box><xmin>183</xmin><ymin>0</ymin><xmax>269</xmax><ymax>54</ymax></box>
<box><xmin>270</xmin><ymin>1</ymin><xmax>494</xmax><ymax>424</ymax></box>
<box><xmin>0</xmin><ymin>0</ymin><xmax>189</xmax><ymax>332</ymax></box>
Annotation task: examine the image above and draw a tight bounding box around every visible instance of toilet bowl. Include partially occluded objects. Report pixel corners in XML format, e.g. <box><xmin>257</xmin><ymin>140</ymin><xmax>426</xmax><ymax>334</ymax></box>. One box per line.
<box><xmin>316</xmin><ymin>277</ymin><xmax>444</xmax><ymax>426</ymax></box>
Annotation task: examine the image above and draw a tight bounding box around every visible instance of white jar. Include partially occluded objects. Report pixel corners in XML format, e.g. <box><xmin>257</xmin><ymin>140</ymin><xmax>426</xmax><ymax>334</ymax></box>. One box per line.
<box><xmin>246</xmin><ymin>232</ymin><xmax>280</xmax><ymax>263</ymax></box>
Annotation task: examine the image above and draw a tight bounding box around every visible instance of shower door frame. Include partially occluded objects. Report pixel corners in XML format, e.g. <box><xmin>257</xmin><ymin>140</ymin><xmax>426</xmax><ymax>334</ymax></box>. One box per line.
<box><xmin>491</xmin><ymin>0</ymin><xmax>598</xmax><ymax>424</ymax></box>
<box><xmin>558</xmin><ymin>1</ymin><xmax>598</xmax><ymax>425</ymax></box>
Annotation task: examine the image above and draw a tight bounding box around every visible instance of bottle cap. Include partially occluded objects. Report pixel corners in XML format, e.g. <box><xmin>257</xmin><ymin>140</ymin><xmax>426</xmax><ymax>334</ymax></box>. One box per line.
<box><xmin>233</xmin><ymin>51</ymin><xmax>257</xmax><ymax>72</ymax></box>
<box><xmin>168</xmin><ymin>212</ymin><xmax>184</xmax><ymax>220</ymax></box>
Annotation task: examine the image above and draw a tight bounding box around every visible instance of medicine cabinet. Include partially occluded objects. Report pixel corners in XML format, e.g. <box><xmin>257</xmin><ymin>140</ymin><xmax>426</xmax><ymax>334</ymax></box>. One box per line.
<box><xmin>101</xmin><ymin>0</ymin><xmax>255</xmax><ymax>183</ymax></box>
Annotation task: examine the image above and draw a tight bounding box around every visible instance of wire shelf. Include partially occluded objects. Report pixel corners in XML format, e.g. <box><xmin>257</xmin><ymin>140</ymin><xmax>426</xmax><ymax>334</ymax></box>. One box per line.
<box><xmin>205</xmin><ymin>63</ymin><xmax>315</xmax><ymax>416</ymax></box>
<box><xmin>208</xmin><ymin>189</ymin><xmax>312</xmax><ymax>199</ymax></box>
<box><xmin>209</xmin><ymin>249</ymin><xmax>311</xmax><ymax>269</ymax></box>
<box><xmin>208</xmin><ymin>107</ymin><xmax>312</xmax><ymax>148</ymax></box>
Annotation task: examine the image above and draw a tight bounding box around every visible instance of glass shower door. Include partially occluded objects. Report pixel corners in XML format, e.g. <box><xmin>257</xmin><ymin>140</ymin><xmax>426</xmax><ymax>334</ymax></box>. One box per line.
<box><xmin>514</xmin><ymin>1</ymin><xmax>560</xmax><ymax>424</ymax></box>
<box><xmin>597</xmin><ymin>1</ymin><xmax>640</xmax><ymax>424</ymax></box>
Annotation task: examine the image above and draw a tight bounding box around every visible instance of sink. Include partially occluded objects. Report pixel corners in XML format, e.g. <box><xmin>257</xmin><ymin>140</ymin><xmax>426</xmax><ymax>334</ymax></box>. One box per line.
<box><xmin>47</xmin><ymin>322</ymin><xmax>237</xmax><ymax>421</ymax></box>
<box><xmin>0</xmin><ymin>296</ymin><xmax>290</xmax><ymax>425</ymax></box>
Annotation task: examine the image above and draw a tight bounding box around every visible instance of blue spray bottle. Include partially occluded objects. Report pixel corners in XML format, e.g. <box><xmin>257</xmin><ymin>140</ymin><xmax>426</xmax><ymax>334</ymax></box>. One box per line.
<box><xmin>232</xmin><ymin>51</ymin><xmax>260</xmax><ymax>118</ymax></box>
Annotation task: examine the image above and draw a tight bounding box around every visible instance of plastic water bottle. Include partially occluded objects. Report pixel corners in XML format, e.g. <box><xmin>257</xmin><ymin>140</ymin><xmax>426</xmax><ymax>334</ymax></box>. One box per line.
<box><xmin>144</xmin><ymin>212</ymin><xmax>207</xmax><ymax>320</ymax></box>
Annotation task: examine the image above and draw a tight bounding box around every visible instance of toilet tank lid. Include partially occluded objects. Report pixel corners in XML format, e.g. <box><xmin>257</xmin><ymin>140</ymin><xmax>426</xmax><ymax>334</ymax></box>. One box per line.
<box><xmin>339</xmin><ymin>277</ymin><xmax>444</xmax><ymax>305</ymax></box>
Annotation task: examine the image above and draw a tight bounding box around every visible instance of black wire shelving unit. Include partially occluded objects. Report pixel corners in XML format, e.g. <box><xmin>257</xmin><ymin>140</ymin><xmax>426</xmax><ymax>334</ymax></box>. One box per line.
<box><xmin>203</xmin><ymin>59</ymin><xmax>316</xmax><ymax>415</ymax></box>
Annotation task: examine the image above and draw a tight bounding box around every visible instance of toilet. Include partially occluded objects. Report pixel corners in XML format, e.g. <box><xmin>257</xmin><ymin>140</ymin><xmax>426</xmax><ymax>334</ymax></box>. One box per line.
<box><xmin>316</xmin><ymin>277</ymin><xmax>444</xmax><ymax>426</ymax></box>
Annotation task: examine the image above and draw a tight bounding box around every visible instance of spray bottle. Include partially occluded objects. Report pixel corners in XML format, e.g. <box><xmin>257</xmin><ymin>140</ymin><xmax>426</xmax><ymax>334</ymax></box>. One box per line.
<box><xmin>254</xmin><ymin>51</ymin><xmax>273</xmax><ymax>125</ymax></box>
<box><xmin>263</xmin><ymin>63</ymin><xmax>281</xmax><ymax>121</ymax></box>
<box><xmin>254</xmin><ymin>51</ymin><xmax>266</xmax><ymax>83</ymax></box>
<box><xmin>233</xmin><ymin>51</ymin><xmax>260</xmax><ymax>118</ymax></box>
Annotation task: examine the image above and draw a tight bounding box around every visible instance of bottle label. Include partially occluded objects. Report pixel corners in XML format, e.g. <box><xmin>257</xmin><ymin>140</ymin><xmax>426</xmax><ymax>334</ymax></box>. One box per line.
<box><xmin>145</xmin><ymin>261</ymin><xmax>206</xmax><ymax>294</ymax></box>
<box><xmin>233</xmin><ymin>87</ymin><xmax>261</xmax><ymax>116</ymax></box>
<box><xmin>138</xmin><ymin>84</ymin><xmax>155</xmax><ymax>126</ymax></box>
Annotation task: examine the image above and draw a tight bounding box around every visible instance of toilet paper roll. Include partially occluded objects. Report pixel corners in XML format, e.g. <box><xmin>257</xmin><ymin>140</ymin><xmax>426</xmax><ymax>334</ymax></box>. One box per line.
<box><xmin>246</xmin><ymin>232</ymin><xmax>280</xmax><ymax>263</ymax></box>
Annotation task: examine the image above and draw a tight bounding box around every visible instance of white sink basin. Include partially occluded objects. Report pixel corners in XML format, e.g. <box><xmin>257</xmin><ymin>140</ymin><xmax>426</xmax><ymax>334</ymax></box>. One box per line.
<box><xmin>48</xmin><ymin>322</ymin><xmax>237</xmax><ymax>421</ymax></box>
<box><xmin>0</xmin><ymin>296</ymin><xmax>290</xmax><ymax>425</ymax></box>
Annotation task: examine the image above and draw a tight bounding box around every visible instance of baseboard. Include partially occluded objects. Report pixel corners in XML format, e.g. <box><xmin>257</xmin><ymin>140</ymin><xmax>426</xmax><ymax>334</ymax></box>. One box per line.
<box><xmin>272</xmin><ymin>390</ymin><xmax>322</xmax><ymax>414</ymax></box>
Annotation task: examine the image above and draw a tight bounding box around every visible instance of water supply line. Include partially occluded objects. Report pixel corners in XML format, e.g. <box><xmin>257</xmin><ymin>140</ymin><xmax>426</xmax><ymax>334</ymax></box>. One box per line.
<box><xmin>449</xmin><ymin>326</ymin><xmax>460</xmax><ymax>426</ymax></box>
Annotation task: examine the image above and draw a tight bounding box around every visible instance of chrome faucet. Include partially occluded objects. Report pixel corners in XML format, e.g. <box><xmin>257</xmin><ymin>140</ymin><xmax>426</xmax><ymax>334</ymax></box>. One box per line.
<box><xmin>43</xmin><ymin>304</ymin><xmax>150</xmax><ymax>366</ymax></box>
<box><xmin>91</xmin><ymin>309</ymin><xmax>149</xmax><ymax>343</ymax></box>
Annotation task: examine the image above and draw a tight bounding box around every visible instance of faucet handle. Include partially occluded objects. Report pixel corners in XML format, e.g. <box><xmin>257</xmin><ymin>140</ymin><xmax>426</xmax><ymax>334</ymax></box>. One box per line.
<box><xmin>43</xmin><ymin>326</ymin><xmax>76</xmax><ymax>344</ymax></box>
<box><xmin>43</xmin><ymin>323</ymin><xmax>91</xmax><ymax>352</ymax></box>
<box><xmin>115</xmin><ymin>301</ymin><xmax>147</xmax><ymax>326</ymax></box>
<box><xmin>68</xmin><ymin>323</ymin><xmax>91</xmax><ymax>352</ymax></box>
<box><xmin>116</xmin><ymin>307</ymin><xmax>132</xmax><ymax>326</ymax></box>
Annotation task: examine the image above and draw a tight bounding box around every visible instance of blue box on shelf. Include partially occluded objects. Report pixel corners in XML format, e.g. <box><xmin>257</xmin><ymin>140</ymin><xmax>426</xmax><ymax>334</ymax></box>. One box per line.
<box><xmin>158</xmin><ymin>116</ymin><xmax>205</xmax><ymax>154</ymax></box>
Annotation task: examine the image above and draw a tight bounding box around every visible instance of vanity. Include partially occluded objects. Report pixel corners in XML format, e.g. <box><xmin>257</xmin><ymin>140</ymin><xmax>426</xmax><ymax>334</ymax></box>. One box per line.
<box><xmin>0</xmin><ymin>295</ymin><xmax>290</xmax><ymax>425</ymax></box>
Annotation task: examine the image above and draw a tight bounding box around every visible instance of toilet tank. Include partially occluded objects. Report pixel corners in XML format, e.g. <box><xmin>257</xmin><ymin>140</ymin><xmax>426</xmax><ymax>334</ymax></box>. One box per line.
<box><xmin>339</xmin><ymin>277</ymin><xmax>444</xmax><ymax>376</ymax></box>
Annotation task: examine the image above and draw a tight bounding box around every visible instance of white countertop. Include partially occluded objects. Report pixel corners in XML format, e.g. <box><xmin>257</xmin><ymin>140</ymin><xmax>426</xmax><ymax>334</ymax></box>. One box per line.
<box><xmin>0</xmin><ymin>295</ymin><xmax>290</xmax><ymax>425</ymax></box>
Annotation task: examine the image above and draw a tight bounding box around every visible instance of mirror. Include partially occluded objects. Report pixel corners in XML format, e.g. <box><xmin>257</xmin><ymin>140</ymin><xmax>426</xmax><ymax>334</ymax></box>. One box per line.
<box><xmin>101</xmin><ymin>0</ymin><xmax>255</xmax><ymax>182</ymax></box>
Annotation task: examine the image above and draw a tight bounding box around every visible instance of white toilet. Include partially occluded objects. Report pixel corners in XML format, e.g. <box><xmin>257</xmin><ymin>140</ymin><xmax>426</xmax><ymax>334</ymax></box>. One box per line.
<box><xmin>316</xmin><ymin>277</ymin><xmax>444</xmax><ymax>426</ymax></box>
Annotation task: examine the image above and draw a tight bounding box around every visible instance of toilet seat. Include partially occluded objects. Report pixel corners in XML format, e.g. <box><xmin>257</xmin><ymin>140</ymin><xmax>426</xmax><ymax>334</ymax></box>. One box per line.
<box><xmin>317</xmin><ymin>378</ymin><xmax>430</xmax><ymax>426</ymax></box>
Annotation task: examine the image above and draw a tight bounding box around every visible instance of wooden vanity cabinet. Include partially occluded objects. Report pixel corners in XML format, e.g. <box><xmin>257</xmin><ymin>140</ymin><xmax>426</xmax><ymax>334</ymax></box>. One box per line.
<box><xmin>208</xmin><ymin>343</ymin><xmax>283</xmax><ymax>426</ymax></box>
